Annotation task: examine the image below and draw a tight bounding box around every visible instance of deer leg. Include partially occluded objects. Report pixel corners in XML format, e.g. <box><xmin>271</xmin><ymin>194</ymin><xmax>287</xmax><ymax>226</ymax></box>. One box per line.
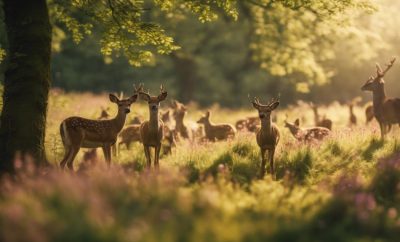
<box><xmin>111</xmin><ymin>143</ymin><xmax>117</xmax><ymax>157</ymax></box>
<box><xmin>60</xmin><ymin>146</ymin><xmax>71</xmax><ymax>169</ymax></box>
<box><xmin>260</xmin><ymin>148</ymin><xmax>267</xmax><ymax>178</ymax></box>
<box><xmin>155</xmin><ymin>145</ymin><xmax>161</xmax><ymax>170</ymax></box>
<box><xmin>144</xmin><ymin>145</ymin><xmax>151</xmax><ymax>169</ymax></box>
<box><xmin>102</xmin><ymin>145</ymin><xmax>111</xmax><ymax>166</ymax></box>
<box><xmin>269</xmin><ymin>148</ymin><xmax>276</xmax><ymax>176</ymax></box>
<box><xmin>379</xmin><ymin>122</ymin><xmax>386</xmax><ymax>139</ymax></box>
<box><xmin>66</xmin><ymin>146</ymin><xmax>80</xmax><ymax>171</ymax></box>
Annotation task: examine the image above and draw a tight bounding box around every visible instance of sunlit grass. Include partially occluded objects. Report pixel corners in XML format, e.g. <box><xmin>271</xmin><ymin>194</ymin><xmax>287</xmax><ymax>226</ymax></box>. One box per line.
<box><xmin>2</xmin><ymin>91</ymin><xmax>400</xmax><ymax>242</ymax></box>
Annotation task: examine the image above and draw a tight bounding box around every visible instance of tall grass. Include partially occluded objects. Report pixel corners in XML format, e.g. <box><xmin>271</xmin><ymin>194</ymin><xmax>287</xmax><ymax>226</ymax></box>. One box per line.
<box><xmin>1</xmin><ymin>91</ymin><xmax>400</xmax><ymax>241</ymax></box>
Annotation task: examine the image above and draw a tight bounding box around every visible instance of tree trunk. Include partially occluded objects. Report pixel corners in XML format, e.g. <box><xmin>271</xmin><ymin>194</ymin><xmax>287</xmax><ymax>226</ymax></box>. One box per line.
<box><xmin>0</xmin><ymin>0</ymin><xmax>51</xmax><ymax>173</ymax></box>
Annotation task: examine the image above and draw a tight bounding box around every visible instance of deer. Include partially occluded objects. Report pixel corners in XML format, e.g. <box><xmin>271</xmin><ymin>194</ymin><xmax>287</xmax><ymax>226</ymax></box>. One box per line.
<box><xmin>235</xmin><ymin>116</ymin><xmax>260</xmax><ymax>132</ymax></box>
<box><xmin>249</xmin><ymin>96</ymin><xmax>280</xmax><ymax>178</ymax></box>
<box><xmin>117</xmin><ymin>124</ymin><xmax>141</xmax><ymax>150</ymax></box>
<box><xmin>136</xmin><ymin>84</ymin><xmax>168</xmax><ymax>169</ymax></box>
<box><xmin>171</xmin><ymin>100</ymin><xmax>191</xmax><ymax>139</ymax></box>
<box><xmin>196</xmin><ymin>111</ymin><xmax>236</xmax><ymax>141</ymax></box>
<box><xmin>284</xmin><ymin>118</ymin><xmax>330</xmax><ymax>142</ymax></box>
<box><xmin>365</xmin><ymin>104</ymin><xmax>374</xmax><ymax>124</ymax></box>
<box><xmin>59</xmin><ymin>93</ymin><xmax>138</xmax><ymax>170</ymax></box>
<box><xmin>310</xmin><ymin>103</ymin><xmax>332</xmax><ymax>130</ymax></box>
<box><xmin>349</xmin><ymin>103</ymin><xmax>357</xmax><ymax>126</ymax></box>
<box><xmin>361</xmin><ymin>57</ymin><xmax>400</xmax><ymax>139</ymax></box>
<box><xmin>98</xmin><ymin>106</ymin><xmax>110</xmax><ymax>120</ymax></box>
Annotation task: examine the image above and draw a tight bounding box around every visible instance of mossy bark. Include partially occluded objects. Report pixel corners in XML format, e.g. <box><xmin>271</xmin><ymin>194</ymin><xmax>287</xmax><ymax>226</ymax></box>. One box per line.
<box><xmin>0</xmin><ymin>0</ymin><xmax>51</xmax><ymax>172</ymax></box>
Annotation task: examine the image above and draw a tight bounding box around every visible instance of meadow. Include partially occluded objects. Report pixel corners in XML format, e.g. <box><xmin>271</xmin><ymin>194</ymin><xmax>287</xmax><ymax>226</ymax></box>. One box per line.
<box><xmin>0</xmin><ymin>90</ymin><xmax>399</xmax><ymax>242</ymax></box>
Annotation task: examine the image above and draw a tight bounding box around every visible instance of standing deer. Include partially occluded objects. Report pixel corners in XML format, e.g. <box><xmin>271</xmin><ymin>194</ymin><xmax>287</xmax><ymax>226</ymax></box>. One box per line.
<box><xmin>171</xmin><ymin>100</ymin><xmax>191</xmax><ymax>139</ymax></box>
<box><xmin>59</xmin><ymin>93</ymin><xmax>138</xmax><ymax>170</ymax></box>
<box><xmin>197</xmin><ymin>111</ymin><xmax>236</xmax><ymax>141</ymax></box>
<box><xmin>249</xmin><ymin>96</ymin><xmax>280</xmax><ymax>178</ymax></box>
<box><xmin>365</xmin><ymin>104</ymin><xmax>374</xmax><ymax>124</ymax></box>
<box><xmin>285</xmin><ymin>118</ymin><xmax>330</xmax><ymax>142</ymax></box>
<box><xmin>361</xmin><ymin>57</ymin><xmax>400</xmax><ymax>139</ymax></box>
<box><xmin>137</xmin><ymin>84</ymin><xmax>168</xmax><ymax>169</ymax></box>
<box><xmin>310</xmin><ymin>103</ymin><xmax>332</xmax><ymax>130</ymax></box>
<box><xmin>349</xmin><ymin>103</ymin><xmax>357</xmax><ymax>126</ymax></box>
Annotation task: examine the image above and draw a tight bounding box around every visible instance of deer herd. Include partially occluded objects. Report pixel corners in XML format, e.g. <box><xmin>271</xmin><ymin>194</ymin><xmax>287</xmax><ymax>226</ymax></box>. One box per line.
<box><xmin>59</xmin><ymin>57</ymin><xmax>400</xmax><ymax>178</ymax></box>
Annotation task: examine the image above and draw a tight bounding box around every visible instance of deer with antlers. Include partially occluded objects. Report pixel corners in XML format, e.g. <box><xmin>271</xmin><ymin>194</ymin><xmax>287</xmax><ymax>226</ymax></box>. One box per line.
<box><xmin>249</xmin><ymin>96</ymin><xmax>280</xmax><ymax>178</ymax></box>
<box><xmin>136</xmin><ymin>84</ymin><xmax>168</xmax><ymax>169</ymax></box>
<box><xmin>59</xmin><ymin>93</ymin><xmax>138</xmax><ymax>170</ymax></box>
<box><xmin>361</xmin><ymin>57</ymin><xmax>400</xmax><ymax>139</ymax></box>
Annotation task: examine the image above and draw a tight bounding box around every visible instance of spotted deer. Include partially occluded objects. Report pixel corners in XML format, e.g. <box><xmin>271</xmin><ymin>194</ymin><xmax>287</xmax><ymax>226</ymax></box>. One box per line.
<box><xmin>310</xmin><ymin>103</ymin><xmax>332</xmax><ymax>130</ymax></box>
<box><xmin>250</xmin><ymin>96</ymin><xmax>280</xmax><ymax>178</ymax></box>
<box><xmin>285</xmin><ymin>118</ymin><xmax>330</xmax><ymax>142</ymax></box>
<box><xmin>59</xmin><ymin>93</ymin><xmax>138</xmax><ymax>170</ymax></box>
<box><xmin>197</xmin><ymin>111</ymin><xmax>236</xmax><ymax>141</ymax></box>
<box><xmin>137</xmin><ymin>84</ymin><xmax>168</xmax><ymax>169</ymax></box>
<box><xmin>117</xmin><ymin>124</ymin><xmax>141</xmax><ymax>150</ymax></box>
<box><xmin>361</xmin><ymin>57</ymin><xmax>400</xmax><ymax>139</ymax></box>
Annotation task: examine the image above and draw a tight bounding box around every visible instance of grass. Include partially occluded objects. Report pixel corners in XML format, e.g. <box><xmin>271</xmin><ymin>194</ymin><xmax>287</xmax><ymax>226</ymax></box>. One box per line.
<box><xmin>1</xmin><ymin>90</ymin><xmax>400</xmax><ymax>242</ymax></box>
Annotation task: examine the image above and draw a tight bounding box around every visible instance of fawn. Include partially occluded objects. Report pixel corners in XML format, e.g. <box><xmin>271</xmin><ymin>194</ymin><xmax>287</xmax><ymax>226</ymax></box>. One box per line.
<box><xmin>310</xmin><ymin>103</ymin><xmax>332</xmax><ymax>130</ymax></box>
<box><xmin>59</xmin><ymin>93</ymin><xmax>138</xmax><ymax>170</ymax></box>
<box><xmin>197</xmin><ymin>111</ymin><xmax>236</xmax><ymax>141</ymax></box>
<box><xmin>361</xmin><ymin>57</ymin><xmax>400</xmax><ymax>139</ymax></box>
<box><xmin>171</xmin><ymin>100</ymin><xmax>191</xmax><ymax>139</ymax></box>
<box><xmin>250</xmin><ymin>96</ymin><xmax>280</xmax><ymax>178</ymax></box>
<box><xmin>285</xmin><ymin>118</ymin><xmax>330</xmax><ymax>142</ymax></box>
<box><xmin>117</xmin><ymin>124</ymin><xmax>141</xmax><ymax>150</ymax></box>
<box><xmin>137</xmin><ymin>84</ymin><xmax>168</xmax><ymax>169</ymax></box>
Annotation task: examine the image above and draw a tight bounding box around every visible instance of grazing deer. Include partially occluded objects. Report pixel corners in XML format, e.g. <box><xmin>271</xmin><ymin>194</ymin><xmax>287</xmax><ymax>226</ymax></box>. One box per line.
<box><xmin>137</xmin><ymin>84</ymin><xmax>168</xmax><ymax>169</ymax></box>
<box><xmin>197</xmin><ymin>111</ymin><xmax>236</xmax><ymax>141</ymax></box>
<box><xmin>365</xmin><ymin>104</ymin><xmax>374</xmax><ymax>124</ymax></box>
<box><xmin>249</xmin><ymin>96</ymin><xmax>280</xmax><ymax>178</ymax></box>
<box><xmin>98</xmin><ymin>107</ymin><xmax>110</xmax><ymax>120</ymax></box>
<box><xmin>118</xmin><ymin>124</ymin><xmax>141</xmax><ymax>150</ymax></box>
<box><xmin>285</xmin><ymin>118</ymin><xmax>330</xmax><ymax>142</ymax></box>
<box><xmin>361</xmin><ymin>57</ymin><xmax>400</xmax><ymax>139</ymax></box>
<box><xmin>59</xmin><ymin>93</ymin><xmax>138</xmax><ymax>170</ymax></box>
<box><xmin>310</xmin><ymin>103</ymin><xmax>332</xmax><ymax>130</ymax></box>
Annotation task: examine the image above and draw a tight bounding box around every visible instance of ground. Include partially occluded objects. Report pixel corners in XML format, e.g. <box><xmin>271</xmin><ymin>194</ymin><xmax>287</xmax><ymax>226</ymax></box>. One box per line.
<box><xmin>0</xmin><ymin>90</ymin><xmax>399</xmax><ymax>242</ymax></box>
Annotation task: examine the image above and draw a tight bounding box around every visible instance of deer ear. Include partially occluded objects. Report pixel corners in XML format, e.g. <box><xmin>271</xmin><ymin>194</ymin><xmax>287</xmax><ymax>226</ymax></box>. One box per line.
<box><xmin>251</xmin><ymin>102</ymin><xmax>259</xmax><ymax>109</ymax></box>
<box><xmin>294</xmin><ymin>118</ymin><xmax>300</xmax><ymax>127</ymax></box>
<box><xmin>109</xmin><ymin>94</ymin><xmax>119</xmax><ymax>103</ymax></box>
<box><xmin>129</xmin><ymin>94</ymin><xmax>138</xmax><ymax>103</ymax></box>
<box><xmin>158</xmin><ymin>91</ymin><xmax>168</xmax><ymax>102</ymax></box>
<box><xmin>270</xmin><ymin>101</ymin><xmax>280</xmax><ymax>110</ymax></box>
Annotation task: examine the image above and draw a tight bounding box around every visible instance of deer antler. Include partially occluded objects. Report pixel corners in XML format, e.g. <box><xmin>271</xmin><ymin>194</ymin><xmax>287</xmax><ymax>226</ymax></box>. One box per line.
<box><xmin>382</xmin><ymin>57</ymin><xmax>396</xmax><ymax>76</ymax></box>
<box><xmin>160</xmin><ymin>84</ymin><xmax>165</xmax><ymax>94</ymax></box>
<box><xmin>133</xmin><ymin>83</ymin><xmax>144</xmax><ymax>93</ymax></box>
<box><xmin>376</xmin><ymin>57</ymin><xmax>396</xmax><ymax>77</ymax></box>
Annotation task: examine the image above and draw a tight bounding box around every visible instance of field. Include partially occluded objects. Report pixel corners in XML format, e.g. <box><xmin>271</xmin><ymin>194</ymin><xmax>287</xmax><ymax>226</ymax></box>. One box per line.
<box><xmin>0</xmin><ymin>90</ymin><xmax>399</xmax><ymax>242</ymax></box>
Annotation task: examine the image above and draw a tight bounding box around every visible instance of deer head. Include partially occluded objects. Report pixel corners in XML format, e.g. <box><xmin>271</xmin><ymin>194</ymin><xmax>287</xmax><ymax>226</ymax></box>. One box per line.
<box><xmin>135</xmin><ymin>84</ymin><xmax>168</xmax><ymax>113</ymax></box>
<box><xmin>249</xmin><ymin>95</ymin><xmax>280</xmax><ymax>121</ymax></box>
<box><xmin>361</xmin><ymin>57</ymin><xmax>396</xmax><ymax>92</ymax></box>
<box><xmin>109</xmin><ymin>93</ymin><xmax>138</xmax><ymax>114</ymax></box>
<box><xmin>197</xmin><ymin>111</ymin><xmax>211</xmax><ymax>124</ymax></box>
<box><xmin>285</xmin><ymin>118</ymin><xmax>300</xmax><ymax>129</ymax></box>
